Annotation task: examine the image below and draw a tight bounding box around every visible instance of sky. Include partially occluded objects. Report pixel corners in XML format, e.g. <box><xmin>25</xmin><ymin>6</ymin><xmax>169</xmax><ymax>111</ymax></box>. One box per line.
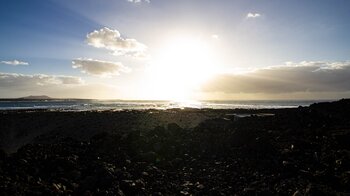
<box><xmin>1</xmin><ymin>0</ymin><xmax>350</xmax><ymax>100</ymax></box>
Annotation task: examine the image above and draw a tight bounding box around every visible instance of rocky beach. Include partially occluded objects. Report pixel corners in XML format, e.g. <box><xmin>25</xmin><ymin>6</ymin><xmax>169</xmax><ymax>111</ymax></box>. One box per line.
<box><xmin>1</xmin><ymin>99</ymin><xmax>350</xmax><ymax>195</ymax></box>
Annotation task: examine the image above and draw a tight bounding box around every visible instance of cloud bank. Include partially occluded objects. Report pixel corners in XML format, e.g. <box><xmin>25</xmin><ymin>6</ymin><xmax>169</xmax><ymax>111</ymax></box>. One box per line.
<box><xmin>0</xmin><ymin>72</ymin><xmax>120</xmax><ymax>99</ymax></box>
<box><xmin>0</xmin><ymin>72</ymin><xmax>83</xmax><ymax>88</ymax></box>
<box><xmin>246</xmin><ymin>13</ymin><xmax>261</xmax><ymax>18</ymax></box>
<box><xmin>86</xmin><ymin>27</ymin><xmax>147</xmax><ymax>58</ymax></box>
<box><xmin>72</xmin><ymin>58</ymin><xmax>130</xmax><ymax>77</ymax></box>
<box><xmin>204</xmin><ymin>61</ymin><xmax>350</xmax><ymax>94</ymax></box>
<box><xmin>1</xmin><ymin>60</ymin><xmax>29</xmax><ymax>66</ymax></box>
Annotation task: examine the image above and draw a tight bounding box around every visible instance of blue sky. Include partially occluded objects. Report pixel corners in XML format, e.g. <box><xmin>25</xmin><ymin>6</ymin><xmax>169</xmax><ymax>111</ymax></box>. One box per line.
<box><xmin>1</xmin><ymin>0</ymin><xmax>350</xmax><ymax>99</ymax></box>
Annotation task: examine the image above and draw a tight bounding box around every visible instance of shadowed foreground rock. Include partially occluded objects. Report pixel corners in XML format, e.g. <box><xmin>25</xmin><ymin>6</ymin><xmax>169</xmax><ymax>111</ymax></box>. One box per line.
<box><xmin>0</xmin><ymin>99</ymin><xmax>350</xmax><ymax>195</ymax></box>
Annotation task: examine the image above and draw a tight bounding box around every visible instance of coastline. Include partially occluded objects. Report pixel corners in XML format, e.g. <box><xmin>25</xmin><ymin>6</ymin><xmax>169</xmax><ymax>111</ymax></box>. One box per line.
<box><xmin>0</xmin><ymin>99</ymin><xmax>349</xmax><ymax>195</ymax></box>
<box><xmin>0</xmin><ymin>99</ymin><xmax>328</xmax><ymax>111</ymax></box>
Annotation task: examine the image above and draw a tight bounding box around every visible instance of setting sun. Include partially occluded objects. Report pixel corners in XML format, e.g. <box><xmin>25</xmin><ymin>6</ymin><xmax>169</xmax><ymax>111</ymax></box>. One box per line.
<box><xmin>142</xmin><ymin>37</ymin><xmax>217</xmax><ymax>100</ymax></box>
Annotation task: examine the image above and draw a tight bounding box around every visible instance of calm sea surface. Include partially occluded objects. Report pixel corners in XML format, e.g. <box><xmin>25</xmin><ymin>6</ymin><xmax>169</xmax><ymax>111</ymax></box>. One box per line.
<box><xmin>0</xmin><ymin>99</ymin><xmax>334</xmax><ymax>111</ymax></box>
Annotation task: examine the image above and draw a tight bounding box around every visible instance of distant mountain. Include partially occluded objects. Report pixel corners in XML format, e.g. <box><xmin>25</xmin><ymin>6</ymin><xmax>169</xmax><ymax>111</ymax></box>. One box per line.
<box><xmin>19</xmin><ymin>95</ymin><xmax>53</xmax><ymax>100</ymax></box>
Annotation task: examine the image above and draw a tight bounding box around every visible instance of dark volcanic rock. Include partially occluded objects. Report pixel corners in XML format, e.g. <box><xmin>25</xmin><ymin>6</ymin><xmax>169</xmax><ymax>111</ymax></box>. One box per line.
<box><xmin>0</xmin><ymin>99</ymin><xmax>350</xmax><ymax>195</ymax></box>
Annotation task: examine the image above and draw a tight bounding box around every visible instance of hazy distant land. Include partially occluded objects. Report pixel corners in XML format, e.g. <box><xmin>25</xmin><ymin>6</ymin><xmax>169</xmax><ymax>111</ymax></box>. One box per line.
<box><xmin>19</xmin><ymin>95</ymin><xmax>53</xmax><ymax>100</ymax></box>
<box><xmin>0</xmin><ymin>95</ymin><xmax>93</xmax><ymax>102</ymax></box>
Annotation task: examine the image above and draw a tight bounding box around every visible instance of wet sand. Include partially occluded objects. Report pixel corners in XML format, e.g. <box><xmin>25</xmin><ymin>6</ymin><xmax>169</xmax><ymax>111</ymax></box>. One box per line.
<box><xmin>0</xmin><ymin>99</ymin><xmax>350</xmax><ymax>195</ymax></box>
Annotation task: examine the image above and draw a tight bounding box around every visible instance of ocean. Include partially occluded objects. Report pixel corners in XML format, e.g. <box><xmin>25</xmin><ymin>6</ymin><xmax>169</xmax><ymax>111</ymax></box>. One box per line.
<box><xmin>0</xmin><ymin>99</ymin><xmax>333</xmax><ymax>111</ymax></box>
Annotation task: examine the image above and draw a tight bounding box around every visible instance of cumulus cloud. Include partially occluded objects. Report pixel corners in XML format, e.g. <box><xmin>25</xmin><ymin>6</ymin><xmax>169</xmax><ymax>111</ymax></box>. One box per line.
<box><xmin>1</xmin><ymin>60</ymin><xmax>29</xmax><ymax>66</ymax></box>
<box><xmin>246</xmin><ymin>13</ymin><xmax>261</xmax><ymax>18</ymax></box>
<box><xmin>127</xmin><ymin>0</ymin><xmax>150</xmax><ymax>3</ymax></box>
<box><xmin>86</xmin><ymin>27</ymin><xmax>147</xmax><ymax>58</ymax></box>
<box><xmin>72</xmin><ymin>58</ymin><xmax>130</xmax><ymax>77</ymax></box>
<box><xmin>203</xmin><ymin>61</ymin><xmax>350</xmax><ymax>94</ymax></box>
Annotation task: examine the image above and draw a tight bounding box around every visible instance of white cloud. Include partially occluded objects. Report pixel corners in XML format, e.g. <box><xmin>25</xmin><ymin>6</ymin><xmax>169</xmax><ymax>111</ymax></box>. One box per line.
<box><xmin>246</xmin><ymin>13</ymin><xmax>261</xmax><ymax>18</ymax></box>
<box><xmin>86</xmin><ymin>27</ymin><xmax>147</xmax><ymax>58</ymax></box>
<box><xmin>1</xmin><ymin>60</ymin><xmax>29</xmax><ymax>66</ymax></box>
<box><xmin>127</xmin><ymin>0</ymin><xmax>150</xmax><ymax>3</ymax></box>
<box><xmin>72</xmin><ymin>58</ymin><xmax>130</xmax><ymax>77</ymax></box>
<box><xmin>204</xmin><ymin>61</ymin><xmax>350</xmax><ymax>94</ymax></box>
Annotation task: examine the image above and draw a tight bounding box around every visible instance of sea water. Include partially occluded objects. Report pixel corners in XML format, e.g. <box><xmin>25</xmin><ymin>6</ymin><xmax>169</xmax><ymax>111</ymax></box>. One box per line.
<box><xmin>0</xmin><ymin>99</ymin><xmax>333</xmax><ymax>111</ymax></box>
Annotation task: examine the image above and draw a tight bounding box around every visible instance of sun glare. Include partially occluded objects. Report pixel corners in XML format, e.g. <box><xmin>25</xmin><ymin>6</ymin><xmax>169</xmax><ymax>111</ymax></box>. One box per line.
<box><xmin>143</xmin><ymin>37</ymin><xmax>216</xmax><ymax>101</ymax></box>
